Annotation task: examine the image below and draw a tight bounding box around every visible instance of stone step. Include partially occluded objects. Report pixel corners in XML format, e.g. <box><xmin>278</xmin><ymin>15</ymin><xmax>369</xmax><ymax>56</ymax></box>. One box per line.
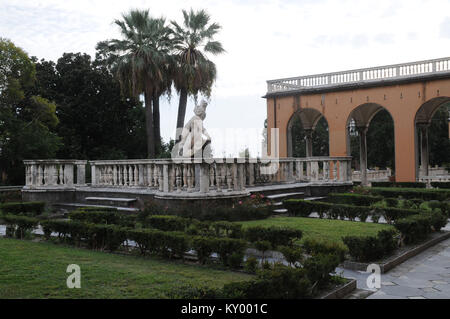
<box><xmin>303</xmin><ymin>196</ymin><xmax>326</xmax><ymax>201</ymax></box>
<box><xmin>85</xmin><ymin>197</ymin><xmax>137</xmax><ymax>207</ymax></box>
<box><xmin>272</xmin><ymin>208</ymin><xmax>288</xmax><ymax>214</ymax></box>
<box><xmin>272</xmin><ymin>201</ymin><xmax>283</xmax><ymax>207</ymax></box>
<box><xmin>54</xmin><ymin>202</ymin><xmax>139</xmax><ymax>213</ymax></box>
<box><xmin>266</xmin><ymin>192</ymin><xmax>305</xmax><ymax>201</ymax></box>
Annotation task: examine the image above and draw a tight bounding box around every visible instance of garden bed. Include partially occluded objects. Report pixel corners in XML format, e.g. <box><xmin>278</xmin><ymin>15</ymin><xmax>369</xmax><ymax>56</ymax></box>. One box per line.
<box><xmin>343</xmin><ymin>231</ymin><xmax>450</xmax><ymax>273</ymax></box>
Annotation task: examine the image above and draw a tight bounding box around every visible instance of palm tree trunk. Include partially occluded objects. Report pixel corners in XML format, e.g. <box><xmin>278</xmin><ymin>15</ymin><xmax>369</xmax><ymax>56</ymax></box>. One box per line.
<box><xmin>152</xmin><ymin>95</ymin><xmax>161</xmax><ymax>155</ymax></box>
<box><xmin>175</xmin><ymin>87</ymin><xmax>188</xmax><ymax>142</ymax></box>
<box><xmin>144</xmin><ymin>91</ymin><xmax>155</xmax><ymax>158</ymax></box>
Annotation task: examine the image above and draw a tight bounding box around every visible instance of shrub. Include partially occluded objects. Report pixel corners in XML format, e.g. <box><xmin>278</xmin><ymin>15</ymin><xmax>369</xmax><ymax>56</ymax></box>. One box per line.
<box><xmin>69</xmin><ymin>210</ymin><xmax>136</xmax><ymax>227</ymax></box>
<box><xmin>394</xmin><ymin>214</ymin><xmax>433</xmax><ymax>244</ymax></box>
<box><xmin>0</xmin><ymin>201</ymin><xmax>45</xmax><ymax>216</ymax></box>
<box><xmin>359</xmin><ymin>187</ymin><xmax>450</xmax><ymax>201</ymax></box>
<box><xmin>1</xmin><ymin>214</ymin><xmax>39</xmax><ymax>239</ymax></box>
<box><xmin>342</xmin><ymin>230</ymin><xmax>397</xmax><ymax>262</ymax></box>
<box><xmin>431</xmin><ymin>182</ymin><xmax>450</xmax><ymax>189</ymax></box>
<box><xmin>222</xmin><ymin>265</ymin><xmax>312</xmax><ymax>299</ymax></box>
<box><xmin>228</xmin><ymin>252</ymin><xmax>245</xmax><ymax>269</ymax></box>
<box><xmin>214</xmin><ymin>237</ymin><xmax>247</xmax><ymax>267</ymax></box>
<box><xmin>244</xmin><ymin>257</ymin><xmax>258</xmax><ymax>273</ymax></box>
<box><xmin>278</xmin><ymin>245</ymin><xmax>303</xmax><ymax>266</ymax></box>
<box><xmin>243</xmin><ymin>226</ymin><xmax>302</xmax><ymax>248</ymax></box>
<box><xmin>211</xmin><ymin>221</ymin><xmax>242</xmax><ymax>238</ymax></box>
<box><xmin>192</xmin><ymin>236</ymin><xmax>215</xmax><ymax>264</ymax></box>
<box><xmin>371</xmin><ymin>182</ymin><xmax>426</xmax><ymax>188</ymax></box>
<box><xmin>327</xmin><ymin>193</ymin><xmax>383</xmax><ymax>206</ymax></box>
<box><xmin>303</xmin><ymin>253</ymin><xmax>340</xmax><ymax>288</ymax></box>
<box><xmin>254</xmin><ymin>240</ymin><xmax>272</xmax><ymax>261</ymax></box>
<box><xmin>302</xmin><ymin>238</ymin><xmax>347</xmax><ymax>263</ymax></box>
<box><xmin>143</xmin><ymin>215</ymin><xmax>188</xmax><ymax>232</ymax></box>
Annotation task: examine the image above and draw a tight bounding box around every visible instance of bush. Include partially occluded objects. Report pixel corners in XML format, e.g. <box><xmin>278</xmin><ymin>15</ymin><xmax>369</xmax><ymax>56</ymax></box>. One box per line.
<box><xmin>192</xmin><ymin>236</ymin><xmax>215</xmax><ymax>264</ymax></box>
<box><xmin>222</xmin><ymin>265</ymin><xmax>312</xmax><ymax>299</ymax></box>
<box><xmin>342</xmin><ymin>230</ymin><xmax>397</xmax><ymax>262</ymax></box>
<box><xmin>1</xmin><ymin>214</ymin><xmax>39</xmax><ymax>239</ymax></box>
<box><xmin>371</xmin><ymin>182</ymin><xmax>426</xmax><ymax>188</ymax></box>
<box><xmin>143</xmin><ymin>215</ymin><xmax>188</xmax><ymax>232</ymax></box>
<box><xmin>69</xmin><ymin>210</ymin><xmax>136</xmax><ymax>227</ymax></box>
<box><xmin>358</xmin><ymin>187</ymin><xmax>450</xmax><ymax>201</ymax></box>
<box><xmin>394</xmin><ymin>214</ymin><xmax>433</xmax><ymax>244</ymax></box>
<box><xmin>431</xmin><ymin>182</ymin><xmax>450</xmax><ymax>189</ymax></box>
<box><xmin>243</xmin><ymin>226</ymin><xmax>302</xmax><ymax>248</ymax></box>
<box><xmin>214</xmin><ymin>237</ymin><xmax>247</xmax><ymax>267</ymax></box>
<box><xmin>244</xmin><ymin>257</ymin><xmax>258</xmax><ymax>273</ymax></box>
<box><xmin>303</xmin><ymin>253</ymin><xmax>340</xmax><ymax>288</ymax></box>
<box><xmin>0</xmin><ymin>201</ymin><xmax>45</xmax><ymax>216</ymax></box>
<box><xmin>278</xmin><ymin>246</ymin><xmax>303</xmax><ymax>266</ymax></box>
<box><xmin>327</xmin><ymin>193</ymin><xmax>383</xmax><ymax>206</ymax></box>
<box><xmin>302</xmin><ymin>238</ymin><xmax>347</xmax><ymax>263</ymax></box>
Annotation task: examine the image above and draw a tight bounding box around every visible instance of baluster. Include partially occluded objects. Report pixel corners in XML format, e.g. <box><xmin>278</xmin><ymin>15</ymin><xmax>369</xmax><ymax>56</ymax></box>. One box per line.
<box><xmin>209</xmin><ymin>164</ymin><xmax>215</xmax><ymax>189</ymax></box>
<box><xmin>187</xmin><ymin>164</ymin><xmax>194</xmax><ymax>192</ymax></box>
<box><xmin>153</xmin><ymin>165</ymin><xmax>159</xmax><ymax>188</ymax></box>
<box><xmin>226</xmin><ymin>164</ymin><xmax>232</xmax><ymax>191</ymax></box>
<box><xmin>175</xmin><ymin>165</ymin><xmax>182</xmax><ymax>192</ymax></box>
<box><xmin>123</xmin><ymin>165</ymin><xmax>128</xmax><ymax>186</ymax></box>
<box><xmin>216</xmin><ymin>163</ymin><xmax>222</xmax><ymax>192</ymax></box>
<box><xmin>183</xmin><ymin>164</ymin><xmax>188</xmax><ymax>190</ymax></box>
<box><xmin>134</xmin><ymin>165</ymin><xmax>139</xmax><ymax>186</ymax></box>
<box><xmin>323</xmin><ymin>161</ymin><xmax>329</xmax><ymax>181</ymax></box>
<box><xmin>158</xmin><ymin>166</ymin><xmax>164</xmax><ymax>192</ymax></box>
<box><xmin>58</xmin><ymin>165</ymin><xmax>64</xmax><ymax>185</ymax></box>
<box><xmin>333</xmin><ymin>161</ymin><xmax>338</xmax><ymax>181</ymax></box>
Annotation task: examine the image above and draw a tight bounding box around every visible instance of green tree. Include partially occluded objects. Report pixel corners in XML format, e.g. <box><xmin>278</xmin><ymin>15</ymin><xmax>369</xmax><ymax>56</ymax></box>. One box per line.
<box><xmin>0</xmin><ymin>39</ymin><xmax>61</xmax><ymax>185</ymax></box>
<box><xmin>171</xmin><ymin>9</ymin><xmax>225</xmax><ymax>141</ymax></box>
<box><xmin>96</xmin><ymin>9</ymin><xmax>174</xmax><ymax>158</ymax></box>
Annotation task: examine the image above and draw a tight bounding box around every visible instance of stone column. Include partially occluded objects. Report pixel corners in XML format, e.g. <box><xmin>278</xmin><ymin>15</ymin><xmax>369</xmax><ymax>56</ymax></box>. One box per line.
<box><xmin>357</xmin><ymin>126</ymin><xmax>368</xmax><ymax>186</ymax></box>
<box><xmin>304</xmin><ymin>129</ymin><xmax>313</xmax><ymax>157</ymax></box>
<box><xmin>418</xmin><ymin>124</ymin><xmax>429</xmax><ymax>177</ymax></box>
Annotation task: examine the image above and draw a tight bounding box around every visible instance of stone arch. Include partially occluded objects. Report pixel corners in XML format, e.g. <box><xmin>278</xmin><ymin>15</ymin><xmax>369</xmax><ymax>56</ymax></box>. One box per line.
<box><xmin>346</xmin><ymin>103</ymin><xmax>395</xmax><ymax>185</ymax></box>
<box><xmin>287</xmin><ymin>108</ymin><xmax>329</xmax><ymax>157</ymax></box>
<box><xmin>414</xmin><ymin>97</ymin><xmax>450</xmax><ymax>177</ymax></box>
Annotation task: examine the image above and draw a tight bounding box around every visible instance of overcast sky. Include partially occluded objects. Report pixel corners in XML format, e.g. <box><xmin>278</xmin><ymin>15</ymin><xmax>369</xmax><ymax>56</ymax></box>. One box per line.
<box><xmin>1</xmin><ymin>0</ymin><xmax>450</xmax><ymax>156</ymax></box>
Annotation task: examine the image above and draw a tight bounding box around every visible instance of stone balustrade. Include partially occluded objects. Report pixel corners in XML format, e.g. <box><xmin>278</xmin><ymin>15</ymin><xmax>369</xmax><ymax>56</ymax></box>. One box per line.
<box><xmin>352</xmin><ymin>168</ymin><xmax>392</xmax><ymax>182</ymax></box>
<box><xmin>23</xmin><ymin>160</ymin><xmax>87</xmax><ymax>188</ymax></box>
<box><xmin>267</xmin><ymin>57</ymin><xmax>450</xmax><ymax>93</ymax></box>
<box><xmin>23</xmin><ymin>157</ymin><xmax>352</xmax><ymax>197</ymax></box>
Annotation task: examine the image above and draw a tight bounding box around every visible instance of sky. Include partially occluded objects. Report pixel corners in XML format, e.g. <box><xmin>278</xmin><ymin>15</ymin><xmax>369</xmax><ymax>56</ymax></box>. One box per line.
<box><xmin>1</xmin><ymin>0</ymin><xmax>450</xmax><ymax>157</ymax></box>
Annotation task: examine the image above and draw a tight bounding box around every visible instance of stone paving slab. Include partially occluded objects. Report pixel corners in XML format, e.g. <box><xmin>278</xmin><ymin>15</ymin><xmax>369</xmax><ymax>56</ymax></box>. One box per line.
<box><xmin>341</xmin><ymin>237</ymin><xmax>450</xmax><ymax>299</ymax></box>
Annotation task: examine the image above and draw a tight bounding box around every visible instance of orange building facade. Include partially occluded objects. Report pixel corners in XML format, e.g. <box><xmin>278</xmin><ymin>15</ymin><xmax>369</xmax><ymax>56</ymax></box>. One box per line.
<box><xmin>264</xmin><ymin>58</ymin><xmax>450</xmax><ymax>182</ymax></box>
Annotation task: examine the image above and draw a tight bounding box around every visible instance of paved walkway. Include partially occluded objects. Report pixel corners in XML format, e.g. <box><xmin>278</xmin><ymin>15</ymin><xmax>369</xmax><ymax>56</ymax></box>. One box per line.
<box><xmin>339</xmin><ymin>236</ymin><xmax>450</xmax><ymax>299</ymax></box>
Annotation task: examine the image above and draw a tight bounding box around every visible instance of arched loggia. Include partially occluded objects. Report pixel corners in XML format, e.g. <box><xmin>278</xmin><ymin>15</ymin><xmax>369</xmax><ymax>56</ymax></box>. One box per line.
<box><xmin>347</xmin><ymin>103</ymin><xmax>395</xmax><ymax>185</ymax></box>
<box><xmin>414</xmin><ymin>97</ymin><xmax>450</xmax><ymax>178</ymax></box>
<box><xmin>287</xmin><ymin>108</ymin><xmax>329</xmax><ymax>157</ymax></box>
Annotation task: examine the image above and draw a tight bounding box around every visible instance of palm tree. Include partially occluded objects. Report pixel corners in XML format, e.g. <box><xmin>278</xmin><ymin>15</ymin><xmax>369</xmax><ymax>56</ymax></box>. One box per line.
<box><xmin>171</xmin><ymin>9</ymin><xmax>225</xmax><ymax>141</ymax></box>
<box><xmin>96</xmin><ymin>10</ymin><xmax>173</xmax><ymax>158</ymax></box>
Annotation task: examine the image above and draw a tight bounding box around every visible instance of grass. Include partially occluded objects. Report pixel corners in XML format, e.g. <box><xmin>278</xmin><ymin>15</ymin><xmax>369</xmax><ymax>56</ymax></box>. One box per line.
<box><xmin>237</xmin><ymin>216</ymin><xmax>394</xmax><ymax>244</ymax></box>
<box><xmin>0</xmin><ymin>238</ymin><xmax>252</xmax><ymax>299</ymax></box>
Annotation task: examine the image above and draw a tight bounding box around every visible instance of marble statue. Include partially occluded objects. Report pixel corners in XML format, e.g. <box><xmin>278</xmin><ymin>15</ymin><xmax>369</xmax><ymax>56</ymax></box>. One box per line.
<box><xmin>177</xmin><ymin>99</ymin><xmax>212</xmax><ymax>158</ymax></box>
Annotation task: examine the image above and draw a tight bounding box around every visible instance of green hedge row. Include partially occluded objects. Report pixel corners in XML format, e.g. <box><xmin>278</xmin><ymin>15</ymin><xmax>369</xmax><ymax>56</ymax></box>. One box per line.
<box><xmin>243</xmin><ymin>226</ymin><xmax>302</xmax><ymax>249</ymax></box>
<box><xmin>342</xmin><ymin>230</ymin><xmax>397</xmax><ymax>262</ymax></box>
<box><xmin>358</xmin><ymin>187</ymin><xmax>450</xmax><ymax>201</ymax></box>
<box><xmin>327</xmin><ymin>193</ymin><xmax>383</xmax><ymax>206</ymax></box>
<box><xmin>0</xmin><ymin>214</ymin><xmax>39</xmax><ymax>239</ymax></box>
<box><xmin>0</xmin><ymin>202</ymin><xmax>45</xmax><ymax>216</ymax></box>
<box><xmin>371</xmin><ymin>182</ymin><xmax>426</xmax><ymax>188</ymax></box>
<box><xmin>39</xmin><ymin>219</ymin><xmax>248</xmax><ymax>267</ymax></box>
<box><xmin>431</xmin><ymin>182</ymin><xmax>450</xmax><ymax>189</ymax></box>
<box><xmin>69</xmin><ymin>210</ymin><xmax>136</xmax><ymax>227</ymax></box>
<box><xmin>394</xmin><ymin>211</ymin><xmax>448</xmax><ymax>244</ymax></box>
<box><xmin>283</xmin><ymin>199</ymin><xmax>421</xmax><ymax>223</ymax></box>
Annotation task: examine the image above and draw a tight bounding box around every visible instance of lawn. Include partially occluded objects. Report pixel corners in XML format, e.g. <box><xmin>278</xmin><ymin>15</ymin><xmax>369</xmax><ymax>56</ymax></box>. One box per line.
<box><xmin>0</xmin><ymin>238</ymin><xmax>252</xmax><ymax>299</ymax></box>
<box><xmin>238</xmin><ymin>216</ymin><xmax>395</xmax><ymax>244</ymax></box>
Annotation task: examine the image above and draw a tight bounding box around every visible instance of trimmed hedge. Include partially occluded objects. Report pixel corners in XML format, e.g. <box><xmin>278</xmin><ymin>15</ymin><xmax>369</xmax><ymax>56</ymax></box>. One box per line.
<box><xmin>358</xmin><ymin>187</ymin><xmax>450</xmax><ymax>201</ymax></box>
<box><xmin>327</xmin><ymin>193</ymin><xmax>383</xmax><ymax>206</ymax></box>
<box><xmin>431</xmin><ymin>182</ymin><xmax>450</xmax><ymax>189</ymax></box>
<box><xmin>142</xmin><ymin>215</ymin><xmax>189</xmax><ymax>232</ymax></box>
<box><xmin>371</xmin><ymin>182</ymin><xmax>426</xmax><ymax>188</ymax></box>
<box><xmin>0</xmin><ymin>201</ymin><xmax>45</xmax><ymax>216</ymax></box>
<box><xmin>394</xmin><ymin>211</ymin><xmax>447</xmax><ymax>244</ymax></box>
<box><xmin>342</xmin><ymin>230</ymin><xmax>397</xmax><ymax>262</ymax></box>
<box><xmin>243</xmin><ymin>226</ymin><xmax>302</xmax><ymax>248</ymax></box>
<box><xmin>69</xmin><ymin>210</ymin><xmax>136</xmax><ymax>227</ymax></box>
<box><xmin>284</xmin><ymin>199</ymin><xmax>421</xmax><ymax>223</ymax></box>
<box><xmin>302</xmin><ymin>238</ymin><xmax>347</xmax><ymax>263</ymax></box>
<box><xmin>0</xmin><ymin>214</ymin><xmax>39</xmax><ymax>239</ymax></box>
